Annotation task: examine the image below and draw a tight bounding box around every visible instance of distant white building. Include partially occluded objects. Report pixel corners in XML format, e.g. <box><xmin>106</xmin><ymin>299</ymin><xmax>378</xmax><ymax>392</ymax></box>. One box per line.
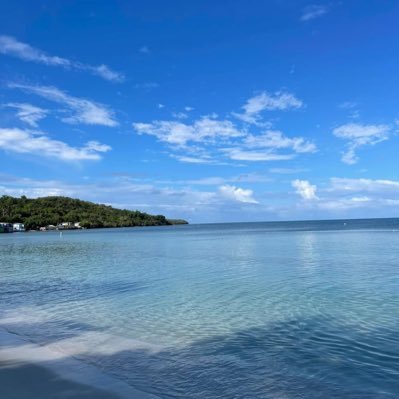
<box><xmin>13</xmin><ymin>223</ymin><xmax>25</xmax><ymax>232</ymax></box>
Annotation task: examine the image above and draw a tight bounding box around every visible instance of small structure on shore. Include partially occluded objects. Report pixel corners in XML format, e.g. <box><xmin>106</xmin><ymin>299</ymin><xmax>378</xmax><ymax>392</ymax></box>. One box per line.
<box><xmin>13</xmin><ymin>223</ymin><xmax>25</xmax><ymax>232</ymax></box>
<box><xmin>0</xmin><ymin>222</ymin><xmax>13</xmax><ymax>233</ymax></box>
<box><xmin>57</xmin><ymin>222</ymin><xmax>83</xmax><ymax>230</ymax></box>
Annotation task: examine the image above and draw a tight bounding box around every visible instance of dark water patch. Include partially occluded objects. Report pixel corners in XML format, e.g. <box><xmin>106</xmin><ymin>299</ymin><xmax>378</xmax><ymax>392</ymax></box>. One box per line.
<box><xmin>0</xmin><ymin>279</ymin><xmax>149</xmax><ymax>307</ymax></box>
<box><xmin>90</xmin><ymin>317</ymin><xmax>399</xmax><ymax>398</ymax></box>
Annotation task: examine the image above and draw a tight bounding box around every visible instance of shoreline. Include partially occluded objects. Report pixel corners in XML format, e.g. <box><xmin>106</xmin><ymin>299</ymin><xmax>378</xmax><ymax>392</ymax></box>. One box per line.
<box><xmin>0</xmin><ymin>328</ymin><xmax>159</xmax><ymax>399</ymax></box>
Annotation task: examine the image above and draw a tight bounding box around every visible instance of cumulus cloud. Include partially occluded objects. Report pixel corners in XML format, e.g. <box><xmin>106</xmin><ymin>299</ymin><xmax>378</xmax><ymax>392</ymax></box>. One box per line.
<box><xmin>0</xmin><ymin>128</ymin><xmax>111</xmax><ymax>161</ymax></box>
<box><xmin>233</xmin><ymin>91</ymin><xmax>303</xmax><ymax>124</ymax></box>
<box><xmin>333</xmin><ymin>123</ymin><xmax>390</xmax><ymax>164</ymax></box>
<box><xmin>134</xmin><ymin>91</ymin><xmax>313</xmax><ymax>164</ymax></box>
<box><xmin>4</xmin><ymin>103</ymin><xmax>48</xmax><ymax>127</ymax></box>
<box><xmin>300</xmin><ymin>5</ymin><xmax>329</xmax><ymax>21</ymax></box>
<box><xmin>9</xmin><ymin>83</ymin><xmax>118</xmax><ymax>127</ymax></box>
<box><xmin>292</xmin><ymin>179</ymin><xmax>318</xmax><ymax>200</ymax></box>
<box><xmin>218</xmin><ymin>185</ymin><xmax>258</xmax><ymax>204</ymax></box>
<box><xmin>0</xmin><ymin>35</ymin><xmax>124</xmax><ymax>82</ymax></box>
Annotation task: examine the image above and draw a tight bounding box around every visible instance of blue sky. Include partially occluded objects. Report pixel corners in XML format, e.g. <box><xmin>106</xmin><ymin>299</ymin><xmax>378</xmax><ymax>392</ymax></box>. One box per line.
<box><xmin>1</xmin><ymin>0</ymin><xmax>399</xmax><ymax>223</ymax></box>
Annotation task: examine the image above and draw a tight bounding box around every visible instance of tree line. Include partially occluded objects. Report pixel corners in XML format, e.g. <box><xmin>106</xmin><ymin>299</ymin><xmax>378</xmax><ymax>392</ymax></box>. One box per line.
<box><xmin>0</xmin><ymin>195</ymin><xmax>186</xmax><ymax>230</ymax></box>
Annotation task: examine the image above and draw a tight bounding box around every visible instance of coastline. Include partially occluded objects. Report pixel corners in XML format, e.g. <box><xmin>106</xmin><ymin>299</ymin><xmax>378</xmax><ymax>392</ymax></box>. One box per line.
<box><xmin>0</xmin><ymin>328</ymin><xmax>159</xmax><ymax>399</ymax></box>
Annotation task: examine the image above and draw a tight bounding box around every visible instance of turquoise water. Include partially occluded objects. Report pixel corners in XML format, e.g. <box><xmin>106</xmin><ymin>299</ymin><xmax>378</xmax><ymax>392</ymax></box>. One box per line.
<box><xmin>1</xmin><ymin>219</ymin><xmax>399</xmax><ymax>398</ymax></box>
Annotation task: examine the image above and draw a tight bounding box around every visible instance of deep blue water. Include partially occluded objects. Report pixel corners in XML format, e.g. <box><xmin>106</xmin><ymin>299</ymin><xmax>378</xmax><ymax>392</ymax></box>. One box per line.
<box><xmin>1</xmin><ymin>219</ymin><xmax>399</xmax><ymax>398</ymax></box>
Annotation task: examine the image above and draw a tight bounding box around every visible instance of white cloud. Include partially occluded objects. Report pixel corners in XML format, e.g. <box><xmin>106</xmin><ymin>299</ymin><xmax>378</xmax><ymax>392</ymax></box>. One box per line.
<box><xmin>300</xmin><ymin>5</ymin><xmax>329</xmax><ymax>21</ymax></box>
<box><xmin>0</xmin><ymin>128</ymin><xmax>111</xmax><ymax>161</ymax></box>
<box><xmin>134</xmin><ymin>91</ymin><xmax>314</xmax><ymax>164</ymax></box>
<box><xmin>339</xmin><ymin>101</ymin><xmax>358</xmax><ymax>110</ymax></box>
<box><xmin>4</xmin><ymin>103</ymin><xmax>48</xmax><ymax>127</ymax></box>
<box><xmin>244</xmin><ymin>130</ymin><xmax>316</xmax><ymax>153</ymax></box>
<box><xmin>292</xmin><ymin>179</ymin><xmax>318</xmax><ymax>200</ymax></box>
<box><xmin>233</xmin><ymin>91</ymin><xmax>303</xmax><ymax>124</ymax></box>
<box><xmin>0</xmin><ymin>35</ymin><xmax>124</xmax><ymax>82</ymax></box>
<box><xmin>333</xmin><ymin>123</ymin><xmax>390</xmax><ymax>164</ymax></box>
<box><xmin>184</xmin><ymin>106</ymin><xmax>194</xmax><ymax>112</ymax></box>
<box><xmin>218</xmin><ymin>185</ymin><xmax>258</xmax><ymax>204</ymax></box>
<box><xmin>171</xmin><ymin>155</ymin><xmax>213</xmax><ymax>164</ymax></box>
<box><xmin>327</xmin><ymin>177</ymin><xmax>399</xmax><ymax>193</ymax></box>
<box><xmin>9</xmin><ymin>83</ymin><xmax>118</xmax><ymax>127</ymax></box>
<box><xmin>293</xmin><ymin>177</ymin><xmax>399</xmax><ymax>213</ymax></box>
<box><xmin>171</xmin><ymin>112</ymin><xmax>188</xmax><ymax>119</ymax></box>
<box><xmin>224</xmin><ymin>148</ymin><xmax>295</xmax><ymax>162</ymax></box>
<box><xmin>133</xmin><ymin>117</ymin><xmax>245</xmax><ymax>146</ymax></box>
<box><xmin>339</xmin><ymin>101</ymin><xmax>360</xmax><ymax>119</ymax></box>
<box><xmin>90</xmin><ymin>64</ymin><xmax>123</xmax><ymax>82</ymax></box>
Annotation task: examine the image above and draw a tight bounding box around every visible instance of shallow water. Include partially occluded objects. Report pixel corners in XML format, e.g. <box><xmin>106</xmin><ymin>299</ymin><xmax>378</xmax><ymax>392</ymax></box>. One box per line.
<box><xmin>1</xmin><ymin>219</ymin><xmax>399</xmax><ymax>398</ymax></box>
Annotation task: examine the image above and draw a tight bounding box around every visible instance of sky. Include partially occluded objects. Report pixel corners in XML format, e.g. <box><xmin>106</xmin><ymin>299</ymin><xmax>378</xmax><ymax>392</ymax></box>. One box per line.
<box><xmin>1</xmin><ymin>0</ymin><xmax>399</xmax><ymax>223</ymax></box>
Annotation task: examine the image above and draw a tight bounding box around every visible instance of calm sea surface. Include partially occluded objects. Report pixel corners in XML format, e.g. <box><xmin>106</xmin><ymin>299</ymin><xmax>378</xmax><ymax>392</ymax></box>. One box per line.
<box><xmin>1</xmin><ymin>219</ymin><xmax>399</xmax><ymax>398</ymax></box>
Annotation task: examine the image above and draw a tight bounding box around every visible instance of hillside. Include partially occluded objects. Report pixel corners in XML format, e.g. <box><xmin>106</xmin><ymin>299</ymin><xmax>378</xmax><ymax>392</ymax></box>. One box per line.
<box><xmin>0</xmin><ymin>195</ymin><xmax>187</xmax><ymax>230</ymax></box>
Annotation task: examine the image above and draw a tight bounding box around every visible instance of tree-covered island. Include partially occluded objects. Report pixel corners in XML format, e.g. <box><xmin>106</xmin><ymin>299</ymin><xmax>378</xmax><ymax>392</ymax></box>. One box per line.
<box><xmin>0</xmin><ymin>195</ymin><xmax>188</xmax><ymax>230</ymax></box>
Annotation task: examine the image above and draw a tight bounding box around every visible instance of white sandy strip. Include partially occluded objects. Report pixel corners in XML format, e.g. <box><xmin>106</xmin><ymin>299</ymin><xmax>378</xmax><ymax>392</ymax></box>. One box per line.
<box><xmin>0</xmin><ymin>328</ymin><xmax>160</xmax><ymax>399</ymax></box>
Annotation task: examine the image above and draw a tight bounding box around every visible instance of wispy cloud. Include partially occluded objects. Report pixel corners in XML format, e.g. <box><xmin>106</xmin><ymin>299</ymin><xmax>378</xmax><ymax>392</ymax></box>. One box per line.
<box><xmin>300</xmin><ymin>4</ymin><xmax>329</xmax><ymax>21</ymax></box>
<box><xmin>171</xmin><ymin>155</ymin><xmax>214</xmax><ymax>164</ymax></box>
<box><xmin>333</xmin><ymin>123</ymin><xmax>390</xmax><ymax>164</ymax></box>
<box><xmin>9</xmin><ymin>83</ymin><xmax>118</xmax><ymax>127</ymax></box>
<box><xmin>327</xmin><ymin>177</ymin><xmax>399</xmax><ymax>194</ymax></box>
<box><xmin>0</xmin><ymin>35</ymin><xmax>124</xmax><ymax>82</ymax></box>
<box><xmin>182</xmin><ymin>173</ymin><xmax>271</xmax><ymax>186</ymax></box>
<box><xmin>171</xmin><ymin>112</ymin><xmax>189</xmax><ymax>120</ymax></box>
<box><xmin>269</xmin><ymin>167</ymin><xmax>307</xmax><ymax>174</ymax></box>
<box><xmin>0</xmin><ymin>128</ymin><xmax>111</xmax><ymax>161</ymax></box>
<box><xmin>223</xmin><ymin>148</ymin><xmax>296</xmax><ymax>162</ymax></box>
<box><xmin>244</xmin><ymin>130</ymin><xmax>316</xmax><ymax>153</ymax></box>
<box><xmin>339</xmin><ymin>101</ymin><xmax>360</xmax><ymax>119</ymax></box>
<box><xmin>232</xmin><ymin>91</ymin><xmax>303</xmax><ymax>125</ymax></box>
<box><xmin>4</xmin><ymin>103</ymin><xmax>48</xmax><ymax>127</ymax></box>
<box><xmin>134</xmin><ymin>117</ymin><xmax>245</xmax><ymax>147</ymax></box>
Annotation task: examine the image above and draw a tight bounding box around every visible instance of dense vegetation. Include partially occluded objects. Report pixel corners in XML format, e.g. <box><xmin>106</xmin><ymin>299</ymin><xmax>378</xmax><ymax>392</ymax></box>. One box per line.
<box><xmin>0</xmin><ymin>195</ymin><xmax>187</xmax><ymax>230</ymax></box>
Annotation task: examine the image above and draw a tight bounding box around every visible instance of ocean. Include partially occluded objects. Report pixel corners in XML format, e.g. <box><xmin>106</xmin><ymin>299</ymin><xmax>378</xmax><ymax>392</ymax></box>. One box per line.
<box><xmin>1</xmin><ymin>219</ymin><xmax>399</xmax><ymax>398</ymax></box>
